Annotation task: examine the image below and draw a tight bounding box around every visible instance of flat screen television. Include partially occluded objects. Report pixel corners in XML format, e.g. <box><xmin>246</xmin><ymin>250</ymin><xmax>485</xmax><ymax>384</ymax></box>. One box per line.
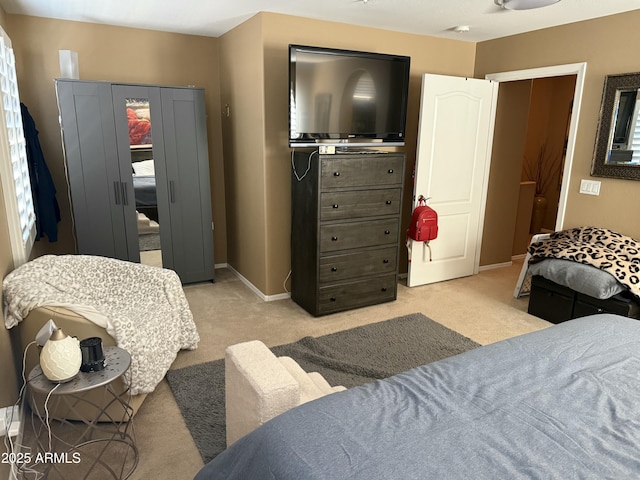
<box><xmin>289</xmin><ymin>44</ymin><xmax>410</xmax><ymax>148</ymax></box>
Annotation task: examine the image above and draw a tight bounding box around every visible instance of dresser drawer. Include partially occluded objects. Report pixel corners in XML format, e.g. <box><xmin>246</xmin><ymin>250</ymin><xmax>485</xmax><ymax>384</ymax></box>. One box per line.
<box><xmin>320</xmin><ymin>219</ymin><xmax>399</xmax><ymax>253</ymax></box>
<box><xmin>321</xmin><ymin>189</ymin><xmax>401</xmax><ymax>221</ymax></box>
<box><xmin>318</xmin><ymin>275</ymin><xmax>397</xmax><ymax>315</ymax></box>
<box><xmin>319</xmin><ymin>246</ymin><xmax>397</xmax><ymax>283</ymax></box>
<box><xmin>320</xmin><ymin>156</ymin><xmax>404</xmax><ymax>189</ymax></box>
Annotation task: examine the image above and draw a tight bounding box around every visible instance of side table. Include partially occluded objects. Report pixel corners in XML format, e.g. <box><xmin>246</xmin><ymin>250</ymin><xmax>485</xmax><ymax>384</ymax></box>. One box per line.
<box><xmin>25</xmin><ymin>346</ymin><xmax>138</xmax><ymax>479</ymax></box>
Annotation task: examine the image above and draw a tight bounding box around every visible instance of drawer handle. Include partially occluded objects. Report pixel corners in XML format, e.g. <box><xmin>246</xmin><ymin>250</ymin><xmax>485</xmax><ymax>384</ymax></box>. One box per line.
<box><xmin>384</xmin><ymin>230</ymin><xmax>390</xmax><ymax>235</ymax></box>
<box><xmin>388</xmin><ymin>169</ymin><xmax>394</xmax><ymax>174</ymax></box>
<box><xmin>330</xmin><ymin>297</ymin><xmax>337</xmax><ymax>302</ymax></box>
<box><xmin>385</xmin><ymin>200</ymin><xmax>392</xmax><ymax>205</ymax></box>
<box><xmin>333</xmin><ymin>204</ymin><xmax>339</xmax><ymax>209</ymax></box>
<box><xmin>333</xmin><ymin>172</ymin><xmax>340</xmax><ymax>177</ymax></box>
<box><xmin>331</xmin><ymin>267</ymin><xmax>338</xmax><ymax>272</ymax></box>
<box><xmin>331</xmin><ymin>236</ymin><xmax>338</xmax><ymax>241</ymax></box>
<box><xmin>383</xmin><ymin>259</ymin><xmax>389</xmax><ymax>264</ymax></box>
<box><xmin>381</xmin><ymin>287</ymin><xmax>387</xmax><ymax>292</ymax></box>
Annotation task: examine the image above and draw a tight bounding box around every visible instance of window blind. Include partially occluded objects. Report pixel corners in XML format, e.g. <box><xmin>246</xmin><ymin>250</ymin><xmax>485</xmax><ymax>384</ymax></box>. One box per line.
<box><xmin>0</xmin><ymin>28</ymin><xmax>35</xmax><ymax>266</ymax></box>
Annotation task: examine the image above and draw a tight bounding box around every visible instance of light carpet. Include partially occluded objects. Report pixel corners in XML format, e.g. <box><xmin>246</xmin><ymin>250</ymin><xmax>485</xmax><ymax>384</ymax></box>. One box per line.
<box><xmin>166</xmin><ymin>312</ymin><xmax>480</xmax><ymax>463</ymax></box>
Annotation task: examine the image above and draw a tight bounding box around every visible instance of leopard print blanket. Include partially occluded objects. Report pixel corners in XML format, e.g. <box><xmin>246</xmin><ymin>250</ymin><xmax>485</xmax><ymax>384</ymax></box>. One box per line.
<box><xmin>528</xmin><ymin>226</ymin><xmax>640</xmax><ymax>299</ymax></box>
<box><xmin>3</xmin><ymin>255</ymin><xmax>200</xmax><ymax>395</ymax></box>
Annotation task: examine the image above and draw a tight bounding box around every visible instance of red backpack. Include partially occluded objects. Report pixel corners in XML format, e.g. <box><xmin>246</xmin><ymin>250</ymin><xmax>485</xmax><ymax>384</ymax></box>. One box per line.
<box><xmin>407</xmin><ymin>196</ymin><xmax>438</xmax><ymax>243</ymax></box>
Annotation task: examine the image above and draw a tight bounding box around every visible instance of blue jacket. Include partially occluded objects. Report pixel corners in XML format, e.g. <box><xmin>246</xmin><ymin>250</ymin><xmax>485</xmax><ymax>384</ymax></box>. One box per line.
<box><xmin>21</xmin><ymin>103</ymin><xmax>60</xmax><ymax>242</ymax></box>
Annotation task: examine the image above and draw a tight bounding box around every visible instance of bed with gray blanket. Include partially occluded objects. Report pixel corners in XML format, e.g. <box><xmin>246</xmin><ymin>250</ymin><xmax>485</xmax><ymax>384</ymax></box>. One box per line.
<box><xmin>195</xmin><ymin>314</ymin><xmax>640</xmax><ymax>479</ymax></box>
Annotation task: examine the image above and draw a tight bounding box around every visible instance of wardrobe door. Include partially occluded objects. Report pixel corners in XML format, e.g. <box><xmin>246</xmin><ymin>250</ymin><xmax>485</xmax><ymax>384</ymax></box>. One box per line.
<box><xmin>56</xmin><ymin>80</ymin><xmax>129</xmax><ymax>260</ymax></box>
<box><xmin>112</xmin><ymin>84</ymin><xmax>167</xmax><ymax>264</ymax></box>
<box><xmin>160</xmin><ymin>87</ymin><xmax>214</xmax><ymax>283</ymax></box>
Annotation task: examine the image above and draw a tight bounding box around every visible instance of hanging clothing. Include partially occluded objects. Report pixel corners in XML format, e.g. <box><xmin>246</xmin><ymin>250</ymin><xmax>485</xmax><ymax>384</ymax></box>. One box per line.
<box><xmin>20</xmin><ymin>102</ymin><xmax>61</xmax><ymax>242</ymax></box>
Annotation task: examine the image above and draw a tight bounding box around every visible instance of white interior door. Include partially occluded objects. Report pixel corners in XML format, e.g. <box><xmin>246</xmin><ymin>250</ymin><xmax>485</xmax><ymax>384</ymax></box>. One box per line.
<box><xmin>407</xmin><ymin>74</ymin><xmax>498</xmax><ymax>287</ymax></box>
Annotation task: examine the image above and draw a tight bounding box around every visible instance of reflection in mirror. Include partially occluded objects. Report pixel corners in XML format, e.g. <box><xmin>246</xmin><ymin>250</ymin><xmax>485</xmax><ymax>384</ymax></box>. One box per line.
<box><xmin>340</xmin><ymin>70</ymin><xmax>377</xmax><ymax>134</ymax></box>
<box><xmin>592</xmin><ymin>72</ymin><xmax>640</xmax><ymax>179</ymax></box>
<box><xmin>351</xmin><ymin>71</ymin><xmax>376</xmax><ymax>132</ymax></box>
<box><xmin>126</xmin><ymin>97</ymin><xmax>162</xmax><ymax>267</ymax></box>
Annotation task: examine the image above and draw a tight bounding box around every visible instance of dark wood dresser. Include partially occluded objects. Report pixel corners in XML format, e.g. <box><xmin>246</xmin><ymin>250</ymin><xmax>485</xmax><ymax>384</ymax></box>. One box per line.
<box><xmin>291</xmin><ymin>150</ymin><xmax>405</xmax><ymax>316</ymax></box>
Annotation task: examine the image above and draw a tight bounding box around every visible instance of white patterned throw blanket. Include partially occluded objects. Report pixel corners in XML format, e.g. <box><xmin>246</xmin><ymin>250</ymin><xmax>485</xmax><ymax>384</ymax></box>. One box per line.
<box><xmin>3</xmin><ymin>255</ymin><xmax>200</xmax><ymax>395</ymax></box>
<box><xmin>528</xmin><ymin>226</ymin><xmax>640</xmax><ymax>299</ymax></box>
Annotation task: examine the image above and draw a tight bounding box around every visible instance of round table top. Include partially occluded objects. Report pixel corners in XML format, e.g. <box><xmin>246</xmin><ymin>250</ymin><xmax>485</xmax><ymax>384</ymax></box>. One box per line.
<box><xmin>28</xmin><ymin>346</ymin><xmax>131</xmax><ymax>395</ymax></box>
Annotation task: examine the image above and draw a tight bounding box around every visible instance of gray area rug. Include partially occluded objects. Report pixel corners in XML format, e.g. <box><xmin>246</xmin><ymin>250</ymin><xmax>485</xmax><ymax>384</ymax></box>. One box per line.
<box><xmin>166</xmin><ymin>312</ymin><xmax>480</xmax><ymax>464</ymax></box>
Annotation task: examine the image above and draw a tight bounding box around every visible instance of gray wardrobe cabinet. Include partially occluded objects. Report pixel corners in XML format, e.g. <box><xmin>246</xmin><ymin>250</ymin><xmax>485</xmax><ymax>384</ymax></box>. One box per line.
<box><xmin>56</xmin><ymin>79</ymin><xmax>214</xmax><ymax>284</ymax></box>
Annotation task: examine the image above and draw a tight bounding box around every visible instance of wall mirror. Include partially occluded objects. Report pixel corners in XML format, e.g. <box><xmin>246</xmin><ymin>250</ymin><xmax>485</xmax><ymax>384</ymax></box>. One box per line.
<box><xmin>592</xmin><ymin>72</ymin><xmax>640</xmax><ymax>179</ymax></box>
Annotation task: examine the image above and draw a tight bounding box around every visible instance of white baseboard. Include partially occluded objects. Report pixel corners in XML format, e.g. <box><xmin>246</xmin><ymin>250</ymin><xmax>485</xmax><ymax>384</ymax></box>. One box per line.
<box><xmin>478</xmin><ymin>261</ymin><xmax>513</xmax><ymax>272</ymax></box>
<box><xmin>226</xmin><ymin>265</ymin><xmax>291</xmax><ymax>302</ymax></box>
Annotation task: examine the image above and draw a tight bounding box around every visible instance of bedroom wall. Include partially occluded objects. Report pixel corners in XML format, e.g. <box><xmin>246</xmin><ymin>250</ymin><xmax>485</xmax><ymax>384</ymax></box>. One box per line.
<box><xmin>3</xmin><ymin>14</ymin><xmax>227</xmax><ymax>266</ymax></box>
<box><xmin>218</xmin><ymin>16</ymin><xmax>269</xmax><ymax>293</ymax></box>
<box><xmin>222</xmin><ymin>12</ymin><xmax>476</xmax><ymax>296</ymax></box>
<box><xmin>475</xmin><ymin>10</ymin><xmax>640</xmax><ymax>241</ymax></box>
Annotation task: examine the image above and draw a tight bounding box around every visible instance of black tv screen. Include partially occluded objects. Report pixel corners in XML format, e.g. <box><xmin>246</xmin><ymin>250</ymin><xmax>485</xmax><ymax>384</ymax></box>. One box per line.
<box><xmin>289</xmin><ymin>44</ymin><xmax>410</xmax><ymax>148</ymax></box>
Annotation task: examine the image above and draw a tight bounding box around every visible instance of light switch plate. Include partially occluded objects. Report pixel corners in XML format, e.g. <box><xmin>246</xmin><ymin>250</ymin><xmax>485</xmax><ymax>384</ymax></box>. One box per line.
<box><xmin>579</xmin><ymin>179</ymin><xmax>601</xmax><ymax>196</ymax></box>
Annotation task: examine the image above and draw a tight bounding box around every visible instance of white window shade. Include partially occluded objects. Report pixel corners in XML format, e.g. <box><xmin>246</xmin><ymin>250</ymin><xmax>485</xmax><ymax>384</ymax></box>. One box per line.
<box><xmin>630</xmin><ymin>97</ymin><xmax>640</xmax><ymax>165</ymax></box>
<box><xmin>0</xmin><ymin>28</ymin><xmax>35</xmax><ymax>266</ymax></box>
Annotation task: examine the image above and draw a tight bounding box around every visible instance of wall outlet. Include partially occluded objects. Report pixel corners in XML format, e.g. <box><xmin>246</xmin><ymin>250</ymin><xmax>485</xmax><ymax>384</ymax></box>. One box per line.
<box><xmin>0</xmin><ymin>405</ymin><xmax>20</xmax><ymax>437</ymax></box>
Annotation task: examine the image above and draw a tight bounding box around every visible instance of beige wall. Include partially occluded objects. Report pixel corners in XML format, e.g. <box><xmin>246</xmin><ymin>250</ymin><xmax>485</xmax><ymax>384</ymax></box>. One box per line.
<box><xmin>219</xmin><ymin>16</ymin><xmax>268</xmax><ymax>291</ymax></box>
<box><xmin>475</xmin><ymin>10</ymin><xmax>640</xmax><ymax>241</ymax></box>
<box><xmin>222</xmin><ymin>12</ymin><xmax>476</xmax><ymax>295</ymax></box>
<box><xmin>5</xmin><ymin>15</ymin><xmax>227</xmax><ymax>264</ymax></box>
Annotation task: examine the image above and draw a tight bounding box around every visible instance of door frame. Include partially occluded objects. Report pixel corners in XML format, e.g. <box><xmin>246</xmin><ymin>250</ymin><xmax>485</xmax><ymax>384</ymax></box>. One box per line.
<box><xmin>485</xmin><ymin>62</ymin><xmax>587</xmax><ymax>234</ymax></box>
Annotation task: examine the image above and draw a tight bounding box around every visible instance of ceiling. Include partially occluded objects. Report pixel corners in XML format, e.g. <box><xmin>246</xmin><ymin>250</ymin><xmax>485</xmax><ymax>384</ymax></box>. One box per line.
<box><xmin>0</xmin><ymin>0</ymin><xmax>639</xmax><ymax>42</ymax></box>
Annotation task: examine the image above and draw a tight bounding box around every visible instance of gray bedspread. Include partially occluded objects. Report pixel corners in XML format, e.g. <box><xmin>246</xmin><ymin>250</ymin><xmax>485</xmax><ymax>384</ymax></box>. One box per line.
<box><xmin>195</xmin><ymin>314</ymin><xmax>640</xmax><ymax>479</ymax></box>
<box><xmin>133</xmin><ymin>175</ymin><xmax>157</xmax><ymax>206</ymax></box>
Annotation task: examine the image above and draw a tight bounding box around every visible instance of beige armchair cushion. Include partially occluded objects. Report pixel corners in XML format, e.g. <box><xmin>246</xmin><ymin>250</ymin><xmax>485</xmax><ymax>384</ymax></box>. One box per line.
<box><xmin>225</xmin><ymin>340</ymin><xmax>345</xmax><ymax>446</ymax></box>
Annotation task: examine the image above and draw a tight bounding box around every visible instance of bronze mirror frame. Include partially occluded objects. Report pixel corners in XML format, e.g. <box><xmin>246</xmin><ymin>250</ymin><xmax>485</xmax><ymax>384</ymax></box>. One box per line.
<box><xmin>591</xmin><ymin>72</ymin><xmax>640</xmax><ymax>180</ymax></box>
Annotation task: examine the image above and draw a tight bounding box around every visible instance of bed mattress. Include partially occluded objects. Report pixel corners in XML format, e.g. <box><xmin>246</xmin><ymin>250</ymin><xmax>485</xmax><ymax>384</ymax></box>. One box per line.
<box><xmin>196</xmin><ymin>314</ymin><xmax>640</xmax><ymax>480</ymax></box>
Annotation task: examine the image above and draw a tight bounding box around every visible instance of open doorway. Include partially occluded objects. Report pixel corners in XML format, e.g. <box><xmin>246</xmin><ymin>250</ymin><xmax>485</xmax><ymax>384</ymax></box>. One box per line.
<box><xmin>517</xmin><ymin>75</ymin><xmax>576</xmax><ymax>252</ymax></box>
<box><xmin>485</xmin><ymin>63</ymin><xmax>586</xmax><ymax>259</ymax></box>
